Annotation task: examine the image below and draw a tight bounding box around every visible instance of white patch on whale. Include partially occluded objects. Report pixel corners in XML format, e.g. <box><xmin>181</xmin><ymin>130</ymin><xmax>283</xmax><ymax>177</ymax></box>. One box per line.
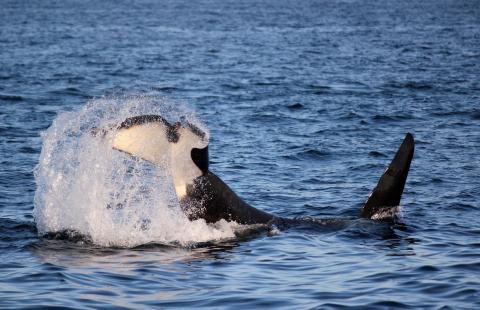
<box><xmin>112</xmin><ymin>121</ymin><xmax>209</xmax><ymax>199</ymax></box>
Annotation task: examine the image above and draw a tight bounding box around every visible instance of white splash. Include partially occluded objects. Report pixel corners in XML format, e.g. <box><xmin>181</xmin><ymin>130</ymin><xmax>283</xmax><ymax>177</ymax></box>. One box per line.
<box><xmin>34</xmin><ymin>95</ymin><xmax>239</xmax><ymax>247</ymax></box>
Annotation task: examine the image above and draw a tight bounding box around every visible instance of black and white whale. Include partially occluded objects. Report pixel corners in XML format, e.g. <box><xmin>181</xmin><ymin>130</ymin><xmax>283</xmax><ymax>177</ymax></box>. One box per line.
<box><xmin>111</xmin><ymin>115</ymin><xmax>414</xmax><ymax>225</ymax></box>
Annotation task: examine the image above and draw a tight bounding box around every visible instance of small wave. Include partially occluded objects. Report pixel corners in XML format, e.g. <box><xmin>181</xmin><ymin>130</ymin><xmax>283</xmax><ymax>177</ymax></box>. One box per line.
<box><xmin>471</xmin><ymin>110</ymin><xmax>480</xmax><ymax>120</ymax></box>
<box><xmin>338</xmin><ymin>110</ymin><xmax>363</xmax><ymax>120</ymax></box>
<box><xmin>0</xmin><ymin>94</ymin><xmax>24</xmax><ymax>102</ymax></box>
<box><xmin>447</xmin><ymin>262</ymin><xmax>480</xmax><ymax>272</ymax></box>
<box><xmin>306</xmin><ymin>84</ymin><xmax>331</xmax><ymax>95</ymax></box>
<box><xmin>372</xmin><ymin>115</ymin><xmax>393</xmax><ymax>121</ymax></box>
<box><xmin>300</xmin><ymin>149</ymin><xmax>330</xmax><ymax>158</ymax></box>
<box><xmin>350</xmin><ymin>163</ymin><xmax>383</xmax><ymax>171</ymax></box>
<box><xmin>372</xmin><ymin>113</ymin><xmax>414</xmax><ymax>122</ymax></box>
<box><xmin>435</xmin><ymin>121</ymin><xmax>470</xmax><ymax>128</ymax></box>
<box><xmin>431</xmin><ymin>109</ymin><xmax>479</xmax><ymax>118</ymax></box>
<box><xmin>369</xmin><ymin>151</ymin><xmax>387</xmax><ymax>158</ymax></box>
<box><xmin>0</xmin><ymin>218</ymin><xmax>37</xmax><ymax>235</ymax></box>
<box><xmin>0</xmin><ymin>218</ymin><xmax>37</xmax><ymax>248</ymax></box>
<box><xmin>414</xmin><ymin>139</ymin><xmax>431</xmax><ymax>145</ymax></box>
<box><xmin>366</xmin><ymin>301</ymin><xmax>410</xmax><ymax>308</ymax></box>
<box><xmin>49</xmin><ymin>87</ymin><xmax>89</xmax><ymax>97</ymax></box>
<box><xmin>287</xmin><ymin>103</ymin><xmax>304</xmax><ymax>110</ymax></box>
<box><xmin>449</xmin><ymin>203</ymin><xmax>476</xmax><ymax>211</ymax></box>
<box><xmin>283</xmin><ymin>148</ymin><xmax>330</xmax><ymax>160</ymax></box>
<box><xmin>221</xmin><ymin>82</ymin><xmax>245</xmax><ymax>90</ymax></box>
<box><xmin>152</xmin><ymin>85</ymin><xmax>177</xmax><ymax>92</ymax></box>
<box><xmin>253</xmin><ymin>81</ymin><xmax>281</xmax><ymax>86</ymax></box>
<box><xmin>383</xmin><ymin>81</ymin><xmax>433</xmax><ymax>91</ymax></box>
<box><xmin>19</xmin><ymin>146</ymin><xmax>38</xmax><ymax>154</ymax></box>
<box><xmin>415</xmin><ymin>265</ymin><xmax>440</xmax><ymax>272</ymax></box>
<box><xmin>445</xmin><ymin>288</ymin><xmax>479</xmax><ymax>299</ymax></box>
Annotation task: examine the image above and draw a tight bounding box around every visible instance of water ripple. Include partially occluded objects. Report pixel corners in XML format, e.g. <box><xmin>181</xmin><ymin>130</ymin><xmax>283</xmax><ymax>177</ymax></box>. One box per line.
<box><xmin>1</xmin><ymin>0</ymin><xmax>480</xmax><ymax>308</ymax></box>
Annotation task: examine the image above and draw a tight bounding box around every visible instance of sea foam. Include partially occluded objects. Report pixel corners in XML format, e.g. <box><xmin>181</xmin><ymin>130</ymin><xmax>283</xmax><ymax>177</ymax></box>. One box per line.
<box><xmin>34</xmin><ymin>95</ymin><xmax>239</xmax><ymax>247</ymax></box>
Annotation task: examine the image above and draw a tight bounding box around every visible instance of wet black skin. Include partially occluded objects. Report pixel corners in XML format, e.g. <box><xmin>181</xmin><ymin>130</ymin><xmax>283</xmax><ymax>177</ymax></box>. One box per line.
<box><xmin>181</xmin><ymin>171</ymin><xmax>278</xmax><ymax>225</ymax></box>
<box><xmin>182</xmin><ymin>133</ymin><xmax>415</xmax><ymax>224</ymax></box>
<box><xmin>361</xmin><ymin>133</ymin><xmax>415</xmax><ymax>219</ymax></box>
<box><xmin>181</xmin><ymin>145</ymin><xmax>279</xmax><ymax>224</ymax></box>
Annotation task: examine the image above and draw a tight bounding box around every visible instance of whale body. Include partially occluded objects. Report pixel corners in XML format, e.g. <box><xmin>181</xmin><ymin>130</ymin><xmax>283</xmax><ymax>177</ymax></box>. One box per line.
<box><xmin>110</xmin><ymin>115</ymin><xmax>415</xmax><ymax>224</ymax></box>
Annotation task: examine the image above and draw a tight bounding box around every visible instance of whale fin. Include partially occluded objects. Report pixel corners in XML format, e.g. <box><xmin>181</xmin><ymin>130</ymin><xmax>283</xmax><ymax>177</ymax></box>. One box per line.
<box><xmin>112</xmin><ymin>115</ymin><xmax>176</xmax><ymax>165</ymax></box>
<box><xmin>111</xmin><ymin>115</ymin><xmax>209</xmax><ymax>199</ymax></box>
<box><xmin>361</xmin><ymin>133</ymin><xmax>415</xmax><ymax>219</ymax></box>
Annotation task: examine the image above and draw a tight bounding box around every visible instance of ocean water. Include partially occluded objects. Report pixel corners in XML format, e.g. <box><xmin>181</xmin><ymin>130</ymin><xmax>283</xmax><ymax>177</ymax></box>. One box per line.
<box><xmin>1</xmin><ymin>0</ymin><xmax>479</xmax><ymax>308</ymax></box>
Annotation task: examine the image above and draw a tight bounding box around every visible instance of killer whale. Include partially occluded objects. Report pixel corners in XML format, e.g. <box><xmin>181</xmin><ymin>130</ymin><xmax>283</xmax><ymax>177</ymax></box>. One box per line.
<box><xmin>110</xmin><ymin>115</ymin><xmax>414</xmax><ymax>224</ymax></box>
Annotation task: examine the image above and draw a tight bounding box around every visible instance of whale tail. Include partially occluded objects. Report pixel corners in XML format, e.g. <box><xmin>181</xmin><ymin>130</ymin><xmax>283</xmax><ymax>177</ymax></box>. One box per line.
<box><xmin>361</xmin><ymin>133</ymin><xmax>415</xmax><ymax>220</ymax></box>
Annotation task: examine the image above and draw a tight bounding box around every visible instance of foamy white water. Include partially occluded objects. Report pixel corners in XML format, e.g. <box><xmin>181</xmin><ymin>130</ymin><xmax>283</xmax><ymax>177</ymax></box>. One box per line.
<box><xmin>34</xmin><ymin>95</ymin><xmax>239</xmax><ymax>247</ymax></box>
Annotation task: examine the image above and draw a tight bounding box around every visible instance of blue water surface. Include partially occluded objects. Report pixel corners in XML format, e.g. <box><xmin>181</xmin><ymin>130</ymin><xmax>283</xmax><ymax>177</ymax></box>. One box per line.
<box><xmin>1</xmin><ymin>0</ymin><xmax>479</xmax><ymax>309</ymax></box>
